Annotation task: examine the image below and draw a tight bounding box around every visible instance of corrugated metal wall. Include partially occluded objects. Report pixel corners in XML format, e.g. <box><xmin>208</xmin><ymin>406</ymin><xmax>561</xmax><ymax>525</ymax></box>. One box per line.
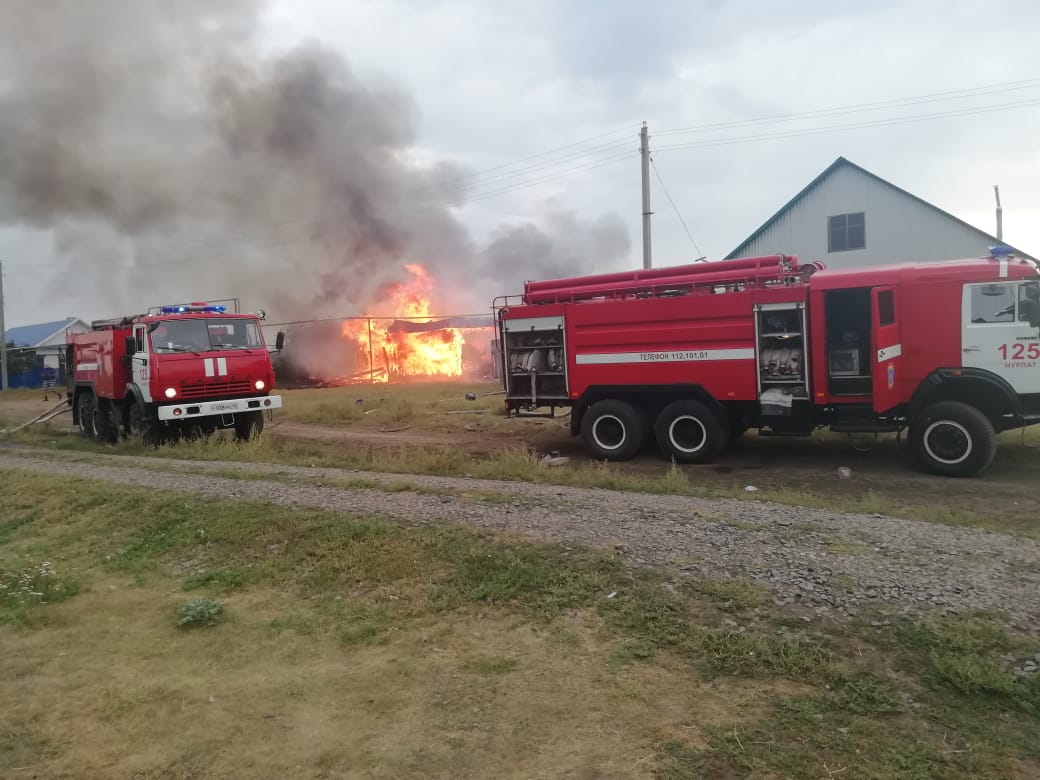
<box><xmin>732</xmin><ymin>166</ymin><xmax>1001</xmax><ymax>268</ymax></box>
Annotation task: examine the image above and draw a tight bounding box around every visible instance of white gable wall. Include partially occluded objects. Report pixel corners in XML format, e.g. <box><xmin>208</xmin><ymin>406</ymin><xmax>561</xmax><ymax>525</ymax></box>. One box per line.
<box><xmin>36</xmin><ymin>320</ymin><xmax>90</xmax><ymax>370</ymax></box>
<box><xmin>37</xmin><ymin>320</ymin><xmax>89</xmax><ymax>348</ymax></box>
<box><xmin>731</xmin><ymin>165</ymin><xmax>1003</xmax><ymax>268</ymax></box>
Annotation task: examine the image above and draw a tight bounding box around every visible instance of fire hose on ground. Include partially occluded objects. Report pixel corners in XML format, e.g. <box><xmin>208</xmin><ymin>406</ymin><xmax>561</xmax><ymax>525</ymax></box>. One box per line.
<box><xmin>0</xmin><ymin>400</ymin><xmax>70</xmax><ymax>435</ymax></box>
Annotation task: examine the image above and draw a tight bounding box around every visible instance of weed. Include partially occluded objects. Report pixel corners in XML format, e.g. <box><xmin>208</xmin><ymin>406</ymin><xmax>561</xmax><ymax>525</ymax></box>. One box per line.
<box><xmin>834</xmin><ymin>675</ymin><xmax>903</xmax><ymax>715</ymax></box>
<box><xmin>0</xmin><ymin>559</ymin><xmax>79</xmax><ymax>624</ymax></box>
<box><xmin>599</xmin><ymin>584</ymin><xmax>696</xmax><ymax>652</ymax></box>
<box><xmin>176</xmin><ymin>598</ymin><xmax>223</xmax><ymax>628</ymax></box>
<box><xmin>690</xmin><ymin>577</ymin><xmax>768</xmax><ymax>611</ymax></box>
<box><xmin>888</xmin><ymin>613</ymin><xmax>1040</xmax><ymax>713</ymax></box>
<box><xmin>699</xmin><ymin>630</ymin><xmax>839</xmax><ymax>684</ymax></box>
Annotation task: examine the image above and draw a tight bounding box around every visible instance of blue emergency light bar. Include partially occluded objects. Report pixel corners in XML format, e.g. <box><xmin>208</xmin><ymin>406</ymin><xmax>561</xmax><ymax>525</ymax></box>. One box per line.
<box><xmin>989</xmin><ymin>245</ymin><xmax>1015</xmax><ymax>257</ymax></box>
<box><xmin>159</xmin><ymin>304</ymin><xmax>228</xmax><ymax>314</ymax></box>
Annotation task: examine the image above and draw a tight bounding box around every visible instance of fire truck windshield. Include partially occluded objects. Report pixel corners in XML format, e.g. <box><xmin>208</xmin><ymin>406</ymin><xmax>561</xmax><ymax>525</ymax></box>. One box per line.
<box><xmin>149</xmin><ymin>318</ymin><xmax>263</xmax><ymax>354</ymax></box>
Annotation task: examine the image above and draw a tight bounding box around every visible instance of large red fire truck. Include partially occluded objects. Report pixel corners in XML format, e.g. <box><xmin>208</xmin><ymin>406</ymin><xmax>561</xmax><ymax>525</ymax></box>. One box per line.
<box><xmin>494</xmin><ymin>248</ymin><xmax>1040</xmax><ymax>477</ymax></box>
<box><xmin>67</xmin><ymin>301</ymin><xmax>283</xmax><ymax>442</ymax></box>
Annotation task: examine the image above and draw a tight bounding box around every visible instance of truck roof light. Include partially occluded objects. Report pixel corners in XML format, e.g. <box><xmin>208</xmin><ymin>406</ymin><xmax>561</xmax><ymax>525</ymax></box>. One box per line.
<box><xmin>159</xmin><ymin>304</ymin><xmax>228</xmax><ymax>314</ymax></box>
<box><xmin>989</xmin><ymin>245</ymin><xmax>1015</xmax><ymax>258</ymax></box>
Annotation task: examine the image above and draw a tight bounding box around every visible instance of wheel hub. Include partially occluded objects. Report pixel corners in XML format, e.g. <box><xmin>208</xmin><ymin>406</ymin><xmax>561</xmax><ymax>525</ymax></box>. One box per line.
<box><xmin>668</xmin><ymin>415</ymin><xmax>707</xmax><ymax>453</ymax></box>
<box><xmin>923</xmin><ymin>420</ymin><xmax>972</xmax><ymax>465</ymax></box>
<box><xmin>591</xmin><ymin>414</ymin><xmax>626</xmax><ymax>451</ymax></box>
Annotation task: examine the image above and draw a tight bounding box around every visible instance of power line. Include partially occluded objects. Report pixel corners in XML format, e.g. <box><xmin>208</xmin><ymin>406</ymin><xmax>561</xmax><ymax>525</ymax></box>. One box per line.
<box><xmin>653</xmin><ymin>97</ymin><xmax>1040</xmax><ymax>152</ymax></box>
<box><xmin>655</xmin><ymin>77</ymin><xmax>1040</xmax><ymax>137</ymax></box>
<box><xmin>432</xmin><ymin>124</ymin><xmax>636</xmax><ymax>190</ymax></box>
<box><xmin>650</xmin><ymin>158</ymin><xmax>701</xmax><ymax>258</ymax></box>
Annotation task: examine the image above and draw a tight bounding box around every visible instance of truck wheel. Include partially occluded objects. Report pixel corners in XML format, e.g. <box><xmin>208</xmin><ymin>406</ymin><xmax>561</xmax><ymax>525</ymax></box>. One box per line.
<box><xmin>77</xmin><ymin>393</ymin><xmax>96</xmax><ymax>440</ymax></box>
<box><xmin>654</xmin><ymin>400</ymin><xmax>728</xmax><ymax>464</ymax></box>
<box><xmin>127</xmin><ymin>402</ymin><xmax>160</xmax><ymax>445</ymax></box>
<box><xmin>234</xmin><ymin>410</ymin><xmax>265</xmax><ymax>441</ymax></box>
<box><xmin>910</xmin><ymin>401</ymin><xmax>997</xmax><ymax>477</ymax></box>
<box><xmin>581</xmin><ymin>400</ymin><xmax>644</xmax><ymax>461</ymax></box>
<box><xmin>92</xmin><ymin>401</ymin><xmax>118</xmax><ymax>444</ymax></box>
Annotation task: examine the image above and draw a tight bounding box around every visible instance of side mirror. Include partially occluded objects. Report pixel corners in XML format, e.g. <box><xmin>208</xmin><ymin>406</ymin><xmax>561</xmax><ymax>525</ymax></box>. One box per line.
<box><xmin>275</xmin><ymin>331</ymin><xmax>285</xmax><ymax>351</ymax></box>
<box><xmin>125</xmin><ymin>335</ymin><xmax>137</xmax><ymax>355</ymax></box>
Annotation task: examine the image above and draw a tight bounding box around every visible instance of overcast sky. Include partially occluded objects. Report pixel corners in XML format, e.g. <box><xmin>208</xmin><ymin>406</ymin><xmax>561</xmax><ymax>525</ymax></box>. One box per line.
<box><xmin>3</xmin><ymin>0</ymin><xmax>1040</xmax><ymax>327</ymax></box>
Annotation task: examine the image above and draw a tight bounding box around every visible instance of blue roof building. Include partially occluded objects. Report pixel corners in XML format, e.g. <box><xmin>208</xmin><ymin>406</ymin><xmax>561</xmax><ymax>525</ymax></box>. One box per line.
<box><xmin>6</xmin><ymin>317</ymin><xmax>88</xmax><ymax>348</ymax></box>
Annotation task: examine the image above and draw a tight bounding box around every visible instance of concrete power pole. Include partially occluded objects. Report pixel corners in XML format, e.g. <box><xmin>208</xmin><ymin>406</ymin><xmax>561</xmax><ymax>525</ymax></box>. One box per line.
<box><xmin>640</xmin><ymin>122</ymin><xmax>653</xmax><ymax>269</ymax></box>
<box><xmin>994</xmin><ymin>185</ymin><xmax>1003</xmax><ymax>240</ymax></box>
<box><xmin>0</xmin><ymin>261</ymin><xmax>8</xmax><ymax>391</ymax></box>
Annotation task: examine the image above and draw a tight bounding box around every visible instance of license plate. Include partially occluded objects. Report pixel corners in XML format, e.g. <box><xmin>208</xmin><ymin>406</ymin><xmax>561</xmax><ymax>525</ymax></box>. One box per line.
<box><xmin>211</xmin><ymin>402</ymin><xmax>239</xmax><ymax>412</ymax></box>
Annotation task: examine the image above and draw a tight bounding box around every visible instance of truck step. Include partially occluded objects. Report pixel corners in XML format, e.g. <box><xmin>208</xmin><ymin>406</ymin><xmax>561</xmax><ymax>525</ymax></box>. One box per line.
<box><xmin>829</xmin><ymin>422</ymin><xmax>902</xmax><ymax>433</ymax></box>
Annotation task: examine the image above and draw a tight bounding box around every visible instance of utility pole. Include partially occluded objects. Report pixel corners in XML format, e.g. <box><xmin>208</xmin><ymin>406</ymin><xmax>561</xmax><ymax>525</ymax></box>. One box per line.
<box><xmin>640</xmin><ymin>122</ymin><xmax>653</xmax><ymax>269</ymax></box>
<box><xmin>993</xmin><ymin>185</ymin><xmax>1003</xmax><ymax>240</ymax></box>
<box><xmin>0</xmin><ymin>261</ymin><xmax>8</xmax><ymax>392</ymax></box>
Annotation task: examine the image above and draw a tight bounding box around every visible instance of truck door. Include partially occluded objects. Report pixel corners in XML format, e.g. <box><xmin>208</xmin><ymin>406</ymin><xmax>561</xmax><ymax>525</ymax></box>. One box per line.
<box><xmin>132</xmin><ymin>324</ymin><xmax>152</xmax><ymax>402</ymax></box>
<box><xmin>961</xmin><ymin>282</ymin><xmax>1040</xmax><ymax>394</ymax></box>
<box><xmin>871</xmin><ymin>286</ymin><xmax>902</xmax><ymax>413</ymax></box>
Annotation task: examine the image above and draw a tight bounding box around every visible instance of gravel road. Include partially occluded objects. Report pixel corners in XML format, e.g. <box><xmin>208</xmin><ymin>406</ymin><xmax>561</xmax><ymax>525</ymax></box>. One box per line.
<box><xmin>1</xmin><ymin>446</ymin><xmax>1037</xmax><ymax>630</ymax></box>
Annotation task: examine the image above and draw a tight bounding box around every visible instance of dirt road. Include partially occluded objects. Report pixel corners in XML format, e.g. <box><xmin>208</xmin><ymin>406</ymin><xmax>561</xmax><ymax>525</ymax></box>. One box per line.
<box><xmin>2</xmin><ymin>445</ymin><xmax>1037</xmax><ymax>630</ymax></box>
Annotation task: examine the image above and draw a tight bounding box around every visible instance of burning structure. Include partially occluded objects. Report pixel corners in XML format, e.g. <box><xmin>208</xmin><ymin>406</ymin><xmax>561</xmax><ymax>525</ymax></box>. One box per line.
<box><xmin>275</xmin><ymin>264</ymin><xmax>496</xmax><ymax>386</ymax></box>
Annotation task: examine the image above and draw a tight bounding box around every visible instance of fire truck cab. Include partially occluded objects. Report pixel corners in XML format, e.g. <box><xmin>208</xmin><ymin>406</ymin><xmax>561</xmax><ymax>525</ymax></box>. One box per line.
<box><xmin>494</xmin><ymin>249</ymin><xmax>1040</xmax><ymax>477</ymax></box>
<box><xmin>67</xmin><ymin>302</ymin><xmax>283</xmax><ymax>443</ymax></box>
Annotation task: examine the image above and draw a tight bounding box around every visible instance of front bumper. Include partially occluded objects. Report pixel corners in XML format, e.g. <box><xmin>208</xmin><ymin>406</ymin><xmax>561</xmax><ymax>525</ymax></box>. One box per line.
<box><xmin>157</xmin><ymin>394</ymin><xmax>283</xmax><ymax>421</ymax></box>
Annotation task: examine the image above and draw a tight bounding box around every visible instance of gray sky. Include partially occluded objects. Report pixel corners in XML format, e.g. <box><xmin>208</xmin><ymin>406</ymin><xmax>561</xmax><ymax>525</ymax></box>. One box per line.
<box><xmin>3</xmin><ymin>0</ymin><xmax>1040</xmax><ymax>327</ymax></box>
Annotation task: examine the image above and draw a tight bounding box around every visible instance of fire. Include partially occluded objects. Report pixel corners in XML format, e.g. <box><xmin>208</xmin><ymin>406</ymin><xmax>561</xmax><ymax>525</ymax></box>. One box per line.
<box><xmin>341</xmin><ymin>263</ymin><xmax>465</xmax><ymax>382</ymax></box>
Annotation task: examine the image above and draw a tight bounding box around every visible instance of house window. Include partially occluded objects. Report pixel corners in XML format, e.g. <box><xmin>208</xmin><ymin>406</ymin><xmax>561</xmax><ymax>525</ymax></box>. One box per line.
<box><xmin>828</xmin><ymin>212</ymin><xmax>865</xmax><ymax>252</ymax></box>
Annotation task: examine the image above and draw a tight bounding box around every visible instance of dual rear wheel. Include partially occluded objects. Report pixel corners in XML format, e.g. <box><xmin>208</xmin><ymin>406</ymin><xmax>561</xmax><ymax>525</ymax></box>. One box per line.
<box><xmin>580</xmin><ymin>396</ymin><xmax>999</xmax><ymax>476</ymax></box>
<box><xmin>581</xmin><ymin>398</ymin><xmax>728</xmax><ymax>463</ymax></box>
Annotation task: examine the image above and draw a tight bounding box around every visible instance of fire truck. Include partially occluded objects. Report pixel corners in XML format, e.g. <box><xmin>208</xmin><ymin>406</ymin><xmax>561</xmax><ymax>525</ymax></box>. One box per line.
<box><xmin>494</xmin><ymin>248</ymin><xmax>1040</xmax><ymax>477</ymax></box>
<box><xmin>67</xmin><ymin>301</ymin><xmax>283</xmax><ymax>443</ymax></box>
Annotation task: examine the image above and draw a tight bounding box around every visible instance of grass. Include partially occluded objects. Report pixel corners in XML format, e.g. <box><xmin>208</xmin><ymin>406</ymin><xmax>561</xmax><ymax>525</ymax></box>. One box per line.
<box><xmin>0</xmin><ymin>468</ymin><xmax>1037</xmax><ymax>778</ymax></box>
<box><xmin>11</xmin><ymin>407</ymin><xmax>1040</xmax><ymax>539</ymax></box>
<box><xmin>277</xmin><ymin>382</ymin><xmax>507</xmax><ymax>430</ymax></box>
<box><xmin>690</xmin><ymin>577</ymin><xmax>769</xmax><ymax>611</ymax></box>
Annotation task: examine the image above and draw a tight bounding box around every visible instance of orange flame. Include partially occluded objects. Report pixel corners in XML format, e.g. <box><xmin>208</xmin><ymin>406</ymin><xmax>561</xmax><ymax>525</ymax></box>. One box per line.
<box><xmin>341</xmin><ymin>263</ymin><xmax>465</xmax><ymax>382</ymax></box>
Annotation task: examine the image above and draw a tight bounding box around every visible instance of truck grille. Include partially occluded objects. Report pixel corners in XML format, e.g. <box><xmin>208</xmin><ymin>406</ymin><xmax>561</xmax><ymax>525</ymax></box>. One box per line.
<box><xmin>179</xmin><ymin>380</ymin><xmax>253</xmax><ymax>399</ymax></box>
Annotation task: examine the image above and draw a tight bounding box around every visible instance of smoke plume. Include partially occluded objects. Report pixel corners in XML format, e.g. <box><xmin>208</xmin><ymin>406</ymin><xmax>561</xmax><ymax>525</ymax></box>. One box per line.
<box><xmin>0</xmin><ymin>0</ymin><xmax>630</xmax><ymax>328</ymax></box>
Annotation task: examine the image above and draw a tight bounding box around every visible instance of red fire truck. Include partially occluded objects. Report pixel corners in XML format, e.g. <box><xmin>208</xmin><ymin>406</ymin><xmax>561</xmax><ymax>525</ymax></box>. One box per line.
<box><xmin>67</xmin><ymin>302</ymin><xmax>283</xmax><ymax>443</ymax></box>
<box><xmin>494</xmin><ymin>248</ymin><xmax>1040</xmax><ymax>477</ymax></box>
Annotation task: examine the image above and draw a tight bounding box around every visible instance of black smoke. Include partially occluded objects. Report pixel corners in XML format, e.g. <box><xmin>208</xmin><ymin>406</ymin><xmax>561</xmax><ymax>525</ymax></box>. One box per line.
<box><xmin>0</xmin><ymin>0</ymin><xmax>630</xmax><ymax>335</ymax></box>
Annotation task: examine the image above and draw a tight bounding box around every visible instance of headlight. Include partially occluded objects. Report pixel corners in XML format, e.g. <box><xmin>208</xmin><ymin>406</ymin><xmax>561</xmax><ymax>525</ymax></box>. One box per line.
<box><xmin>255</xmin><ymin>380</ymin><xmax>266</xmax><ymax>391</ymax></box>
<box><xmin>164</xmin><ymin>387</ymin><xmax>177</xmax><ymax>399</ymax></box>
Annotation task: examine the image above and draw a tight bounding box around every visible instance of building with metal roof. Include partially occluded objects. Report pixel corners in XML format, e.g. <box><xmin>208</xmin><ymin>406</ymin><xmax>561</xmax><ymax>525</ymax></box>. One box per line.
<box><xmin>6</xmin><ymin>317</ymin><xmax>88</xmax><ymax>350</ymax></box>
<box><xmin>4</xmin><ymin>318</ymin><xmax>89</xmax><ymax>388</ymax></box>
<box><xmin>726</xmin><ymin>157</ymin><xmax>1035</xmax><ymax>267</ymax></box>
